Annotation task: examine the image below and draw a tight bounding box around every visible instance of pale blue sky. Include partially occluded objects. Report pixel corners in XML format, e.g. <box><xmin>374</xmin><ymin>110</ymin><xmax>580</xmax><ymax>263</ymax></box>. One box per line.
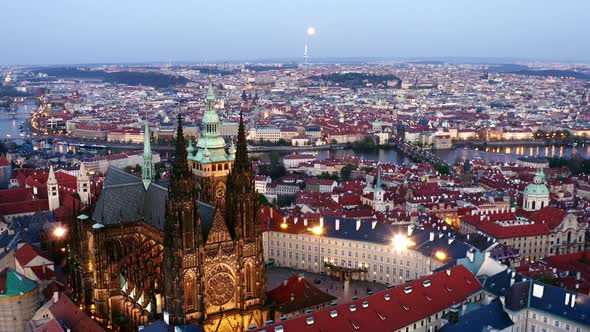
<box><xmin>1</xmin><ymin>0</ymin><xmax>589</xmax><ymax>65</ymax></box>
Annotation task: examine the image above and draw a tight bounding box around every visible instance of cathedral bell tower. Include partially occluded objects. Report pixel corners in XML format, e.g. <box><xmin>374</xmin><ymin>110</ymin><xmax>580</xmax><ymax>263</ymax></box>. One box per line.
<box><xmin>188</xmin><ymin>81</ymin><xmax>234</xmax><ymax>206</ymax></box>
<box><xmin>163</xmin><ymin>115</ymin><xmax>201</xmax><ymax>325</ymax></box>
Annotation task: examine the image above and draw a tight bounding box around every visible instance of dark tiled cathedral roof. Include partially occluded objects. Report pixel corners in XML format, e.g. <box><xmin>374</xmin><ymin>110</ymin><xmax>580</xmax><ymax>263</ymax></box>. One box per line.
<box><xmin>93</xmin><ymin>166</ymin><xmax>215</xmax><ymax>231</ymax></box>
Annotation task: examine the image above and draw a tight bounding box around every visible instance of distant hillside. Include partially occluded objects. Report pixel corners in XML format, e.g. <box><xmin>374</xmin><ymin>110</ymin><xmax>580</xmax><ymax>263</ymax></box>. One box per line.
<box><xmin>485</xmin><ymin>64</ymin><xmax>530</xmax><ymax>73</ymax></box>
<box><xmin>510</xmin><ymin>69</ymin><xmax>590</xmax><ymax>80</ymax></box>
<box><xmin>32</xmin><ymin>67</ymin><xmax>189</xmax><ymax>88</ymax></box>
<box><xmin>311</xmin><ymin>72</ymin><xmax>402</xmax><ymax>88</ymax></box>
<box><xmin>104</xmin><ymin>71</ymin><xmax>189</xmax><ymax>88</ymax></box>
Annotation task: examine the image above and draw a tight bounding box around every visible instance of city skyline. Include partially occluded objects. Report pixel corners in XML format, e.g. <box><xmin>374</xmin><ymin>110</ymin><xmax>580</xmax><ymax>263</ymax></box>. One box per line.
<box><xmin>2</xmin><ymin>0</ymin><xmax>590</xmax><ymax>65</ymax></box>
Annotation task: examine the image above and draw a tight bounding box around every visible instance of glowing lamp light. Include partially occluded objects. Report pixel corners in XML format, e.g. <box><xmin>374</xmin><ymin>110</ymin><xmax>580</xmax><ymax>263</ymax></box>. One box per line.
<box><xmin>280</xmin><ymin>222</ymin><xmax>288</xmax><ymax>230</ymax></box>
<box><xmin>307</xmin><ymin>26</ymin><xmax>316</xmax><ymax>36</ymax></box>
<box><xmin>54</xmin><ymin>226</ymin><xmax>66</xmax><ymax>238</ymax></box>
<box><xmin>391</xmin><ymin>234</ymin><xmax>415</xmax><ymax>250</ymax></box>
<box><xmin>311</xmin><ymin>226</ymin><xmax>323</xmax><ymax>236</ymax></box>
<box><xmin>435</xmin><ymin>251</ymin><xmax>447</xmax><ymax>261</ymax></box>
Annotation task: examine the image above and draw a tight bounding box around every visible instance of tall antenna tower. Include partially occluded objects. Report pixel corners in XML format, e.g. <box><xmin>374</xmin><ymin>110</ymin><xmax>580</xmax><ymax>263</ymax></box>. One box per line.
<box><xmin>304</xmin><ymin>27</ymin><xmax>316</xmax><ymax>75</ymax></box>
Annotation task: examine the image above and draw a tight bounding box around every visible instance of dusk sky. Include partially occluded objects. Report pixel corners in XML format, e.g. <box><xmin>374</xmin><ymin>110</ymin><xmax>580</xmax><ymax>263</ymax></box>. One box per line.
<box><xmin>2</xmin><ymin>0</ymin><xmax>589</xmax><ymax>65</ymax></box>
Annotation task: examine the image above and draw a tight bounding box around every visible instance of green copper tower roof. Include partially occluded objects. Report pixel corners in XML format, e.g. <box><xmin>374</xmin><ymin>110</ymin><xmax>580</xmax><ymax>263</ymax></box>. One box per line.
<box><xmin>524</xmin><ymin>167</ymin><xmax>549</xmax><ymax>196</ymax></box>
<box><xmin>0</xmin><ymin>267</ymin><xmax>37</xmax><ymax>298</ymax></box>
<box><xmin>191</xmin><ymin>80</ymin><xmax>232</xmax><ymax>164</ymax></box>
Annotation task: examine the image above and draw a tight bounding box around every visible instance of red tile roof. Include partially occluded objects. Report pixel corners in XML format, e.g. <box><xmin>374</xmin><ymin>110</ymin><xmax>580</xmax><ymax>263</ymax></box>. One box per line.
<box><xmin>33</xmin><ymin>319</ymin><xmax>64</xmax><ymax>332</ymax></box>
<box><xmin>255</xmin><ymin>265</ymin><xmax>481</xmax><ymax>332</ymax></box>
<box><xmin>0</xmin><ymin>154</ymin><xmax>9</xmax><ymax>167</ymax></box>
<box><xmin>529</xmin><ymin>207</ymin><xmax>567</xmax><ymax>230</ymax></box>
<box><xmin>15</xmin><ymin>243</ymin><xmax>43</xmax><ymax>267</ymax></box>
<box><xmin>268</xmin><ymin>275</ymin><xmax>336</xmax><ymax>314</ymax></box>
<box><xmin>48</xmin><ymin>293</ymin><xmax>104</xmax><ymax>332</ymax></box>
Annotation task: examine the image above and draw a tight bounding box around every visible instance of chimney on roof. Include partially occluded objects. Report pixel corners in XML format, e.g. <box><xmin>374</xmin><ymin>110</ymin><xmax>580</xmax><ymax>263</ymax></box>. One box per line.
<box><xmin>576</xmin><ymin>271</ymin><xmax>581</xmax><ymax>280</ymax></box>
<box><xmin>290</xmin><ymin>293</ymin><xmax>295</xmax><ymax>301</ymax></box>
<box><xmin>294</xmin><ymin>217</ymin><xmax>299</xmax><ymax>224</ymax></box>
<box><xmin>53</xmin><ymin>291</ymin><xmax>59</xmax><ymax>304</ymax></box>
<box><xmin>371</xmin><ymin>220</ymin><xmax>377</xmax><ymax>230</ymax></box>
<box><xmin>429</xmin><ymin>232</ymin><xmax>435</xmax><ymax>242</ymax></box>
<box><xmin>356</xmin><ymin>219</ymin><xmax>361</xmax><ymax>231</ymax></box>
<box><xmin>466</xmin><ymin>249</ymin><xmax>475</xmax><ymax>263</ymax></box>
<box><xmin>407</xmin><ymin>224</ymin><xmax>414</xmax><ymax>236</ymax></box>
<box><xmin>319</xmin><ymin>217</ymin><xmax>324</xmax><ymax>228</ymax></box>
<box><xmin>283</xmin><ymin>280</ymin><xmax>288</xmax><ymax>286</ymax></box>
<box><xmin>304</xmin><ymin>218</ymin><xmax>308</xmax><ymax>226</ymax></box>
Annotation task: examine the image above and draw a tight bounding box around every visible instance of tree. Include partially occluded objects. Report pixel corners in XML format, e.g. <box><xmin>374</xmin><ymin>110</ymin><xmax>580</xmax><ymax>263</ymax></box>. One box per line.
<box><xmin>258</xmin><ymin>193</ymin><xmax>271</xmax><ymax>206</ymax></box>
<box><xmin>435</xmin><ymin>163</ymin><xmax>450</xmax><ymax>175</ymax></box>
<box><xmin>340</xmin><ymin>163</ymin><xmax>355</xmax><ymax>181</ymax></box>
<box><xmin>317</xmin><ymin>172</ymin><xmax>339</xmax><ymax>181</ymax></box>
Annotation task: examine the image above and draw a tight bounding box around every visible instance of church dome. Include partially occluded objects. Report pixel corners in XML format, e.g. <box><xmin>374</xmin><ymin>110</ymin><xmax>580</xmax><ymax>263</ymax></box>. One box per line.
<box><xmin>524</xmin><ymin>168</ymin><xmax>549</xmax><ymax>196</ymax></box>
<box><xmin>524</xmin><ymin>182</ymin><xmax>549</xmax><ymax>196</ymax></box>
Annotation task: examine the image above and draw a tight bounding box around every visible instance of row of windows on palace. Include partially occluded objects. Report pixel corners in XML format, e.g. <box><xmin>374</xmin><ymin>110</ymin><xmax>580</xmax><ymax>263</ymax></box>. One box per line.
<box><xmin>268</xmin><ymin>232</ymin><xmax>425</xmax><ymax>255</ymax></box>
<box><xmin>266</xmin><ymin>232</ymin><xmax>432</xmax><ymax>283</ymax></box>
<box><xmin>269</xmin><ymin>239</ymin><xmax>423</xmax><ymax>264</ymax></box>
<box><xmin>524</xmin><ymin>311</ymin><xmax>584</xmax><ymax>332</ymax></box>
<box><xmin>268</xmin><ymin>250</ymin><xmax>423</xmax><ymax>282</ymax></box>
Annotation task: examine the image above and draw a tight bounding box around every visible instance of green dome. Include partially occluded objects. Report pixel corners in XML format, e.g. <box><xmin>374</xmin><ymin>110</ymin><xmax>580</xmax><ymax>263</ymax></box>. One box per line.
<box><xmin>524</xmin><ymin>183</ymin><xmax>549</xmax><ymax>196</ymax></box>
<box><xmin>203</xmin><ymin>111</ymin><xmax>220</xmax><ymax>124</ymax></box>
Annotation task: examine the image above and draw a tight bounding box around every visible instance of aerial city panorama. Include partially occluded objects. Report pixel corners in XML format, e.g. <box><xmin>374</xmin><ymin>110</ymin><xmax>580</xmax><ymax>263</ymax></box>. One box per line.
<box><xmin>0</xmin><ymin>1</ymin><xmax>589</xmax><ymax>331</ymax></box>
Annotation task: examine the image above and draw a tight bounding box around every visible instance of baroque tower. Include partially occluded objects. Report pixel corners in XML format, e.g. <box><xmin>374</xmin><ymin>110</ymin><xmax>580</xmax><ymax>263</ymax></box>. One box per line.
<box><xmin>188</xmin><ymin>81</ymin><xmax>234</xmax><ymax>206</ymax></box>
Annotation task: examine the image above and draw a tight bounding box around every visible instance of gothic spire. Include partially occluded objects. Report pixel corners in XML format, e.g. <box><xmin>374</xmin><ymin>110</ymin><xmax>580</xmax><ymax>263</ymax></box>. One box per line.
<box><xmin>172</xmin><ymin>114</ymin><xmax>189</xmax><ymax>180</ymax></box>
<box><xmin>234</xmin><ymin>111</ymin><xmax>249</xmax><ymax>172</ymax></box>
<box><xmin>142</xmin><ymin>119</ymin><xmax>155</xmax><ymax>190</ymax></box>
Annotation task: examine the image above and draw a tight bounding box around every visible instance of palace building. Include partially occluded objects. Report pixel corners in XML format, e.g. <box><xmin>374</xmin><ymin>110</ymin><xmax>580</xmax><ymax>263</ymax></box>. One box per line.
<box><xmin>69</xmin><ymin>82</ymin><xmax>267</xmax><ymax>331</ymax></box>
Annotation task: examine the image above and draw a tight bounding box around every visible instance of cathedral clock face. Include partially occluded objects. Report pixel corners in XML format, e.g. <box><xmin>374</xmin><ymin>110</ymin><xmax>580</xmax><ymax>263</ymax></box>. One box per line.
<box><xmin>215</xmin><ymin>185</ymin><xmax>225</xmax><ymax>200</ymax></box>
<box><xmin>205</xmin><ymin>272</ymin><xmax>235</xmax><ymax>306</ymax></box>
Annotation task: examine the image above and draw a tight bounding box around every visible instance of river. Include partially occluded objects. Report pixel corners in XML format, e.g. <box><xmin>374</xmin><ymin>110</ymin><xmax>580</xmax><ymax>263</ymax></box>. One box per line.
<box><xmin>314</xmin><ymin>145</ymin><xmax>590</xmax><ymax>165</ymax></box>
<box><xmin>0</xmin><ymin>101</ymin><xmax>35</xmax><ymax>144</ymax></box>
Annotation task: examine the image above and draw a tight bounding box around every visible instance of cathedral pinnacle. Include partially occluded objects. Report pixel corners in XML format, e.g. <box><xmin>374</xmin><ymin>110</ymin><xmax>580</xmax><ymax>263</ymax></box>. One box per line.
<box><xmin>142</xmin><ymin>119</ymin><xmax>155</xmax><ymax>190</ymax></box>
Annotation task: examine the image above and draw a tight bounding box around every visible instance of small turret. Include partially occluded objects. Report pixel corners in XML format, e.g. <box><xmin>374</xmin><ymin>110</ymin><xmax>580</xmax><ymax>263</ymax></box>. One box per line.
<box><xmin>186</xmin><ymin>140</ymin><xmax>195</xmax><ymax>156</ymax></box>
<box><xmin>47</xmin><ymin>165</ymin><xmax>60</xmax><ymax>211</ymax></box>
<box><xmin>229</xmin><ymin>141</ymin><xmax>236</xmax><ymax>160</ymax></box>
<box><xmin>77</xmin><ymin>162</ymin><xmax>90</xmax><ymax>205</ymax></box>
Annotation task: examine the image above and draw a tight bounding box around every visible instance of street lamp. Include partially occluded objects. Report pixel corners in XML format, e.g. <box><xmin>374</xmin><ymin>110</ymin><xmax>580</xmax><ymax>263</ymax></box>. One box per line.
<box><xmin>434</xmin><ymin>250</ymin><xmax>447</xmax><ymax>261</ymax></box>
<box><xmin>54</xmin><ymin>226</ymin><xmax>66</xmax><ymax>238</ymax></box>
<box><xmin>311</xmin><ymin>226</ymin><xmax>323</xmax><ymax>236</ymax></box>
<box><xmin>391</xmin><ymin>234</ymin><xmax>415</xmax><ymax>250</ymax></box>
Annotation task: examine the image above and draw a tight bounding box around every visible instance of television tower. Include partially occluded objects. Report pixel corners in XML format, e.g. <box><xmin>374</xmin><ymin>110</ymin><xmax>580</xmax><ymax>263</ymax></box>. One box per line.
<box><xmin>304</xmin><ymin>27</ymin><xmax>316</xmax><ymax>75</ymax></box>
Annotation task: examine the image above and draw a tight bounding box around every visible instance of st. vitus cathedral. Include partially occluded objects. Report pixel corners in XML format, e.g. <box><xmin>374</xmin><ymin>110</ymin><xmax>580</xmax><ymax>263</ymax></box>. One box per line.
<box><xmin>69</xmin><ymin>82</ymin><xmax>267</xmax><ymax>332</ymax></box>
